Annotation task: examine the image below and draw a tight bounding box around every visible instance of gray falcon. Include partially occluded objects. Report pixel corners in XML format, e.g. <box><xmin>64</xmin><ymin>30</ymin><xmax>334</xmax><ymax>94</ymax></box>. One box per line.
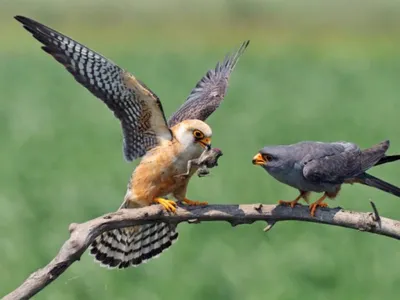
<box><xmin>252</xmin><ymin>140</ymin><xmax>400</xmax><ymax>216</ymax></box>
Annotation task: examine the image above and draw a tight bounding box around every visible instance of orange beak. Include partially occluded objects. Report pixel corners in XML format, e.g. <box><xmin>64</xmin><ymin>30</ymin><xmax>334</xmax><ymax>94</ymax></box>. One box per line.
<box><xmin>252</xmin><ymin>153</ymin><xmax>266</xmax><ymax>166</ymax></box>
<box><xmin>198</xmin><ymin>137</ymin><xmax>212</xmax><ymax>149</ymax></box>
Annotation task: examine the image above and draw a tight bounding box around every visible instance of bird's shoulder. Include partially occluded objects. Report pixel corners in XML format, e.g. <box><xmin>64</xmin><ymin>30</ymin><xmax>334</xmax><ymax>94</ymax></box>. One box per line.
<box><xmin>293</xmin><ymin>141</ymin><xmax>359</xmax><ymax>163</ymax></box>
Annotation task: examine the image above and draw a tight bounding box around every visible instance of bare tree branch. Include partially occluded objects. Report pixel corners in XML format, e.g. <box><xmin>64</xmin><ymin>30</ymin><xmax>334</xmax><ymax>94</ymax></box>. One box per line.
<box><xmin>4</xmin><ymin>203</ymin><xmax>400</xmax><ymax>300</ymax></box>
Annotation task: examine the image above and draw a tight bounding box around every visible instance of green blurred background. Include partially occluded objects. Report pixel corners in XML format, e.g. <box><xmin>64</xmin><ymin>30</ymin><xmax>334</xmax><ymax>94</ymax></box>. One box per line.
<box><xmin>2</xmin><ymin>0</ymin><xmax>400</xmax><ymax>299</ymax></box>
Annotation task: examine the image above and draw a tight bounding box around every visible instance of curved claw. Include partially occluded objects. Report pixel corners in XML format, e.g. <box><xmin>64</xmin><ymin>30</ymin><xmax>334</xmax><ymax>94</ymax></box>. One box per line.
<box><xmin>309</xmin><ymin>202</ymin><xmax>328</xmax><ymax>217</ymax></box>
<box><xmin>309</xmin><ymin>193</ymin><xmax>329</xmax><ymax>217</ymax></box>
<box><xmin>154</xmin><ymin>198</ymin><xmax>177</xmax><ymax>213</ymax></box>
<box><xmin>278</xmin><ymin>199</ymin><xmax>300</xmax><ymax>208</ymax></box>
<box><xmin>183</xmin><ymin>198</ymin><xmax>208</xmax><ymax>206</ymax></box>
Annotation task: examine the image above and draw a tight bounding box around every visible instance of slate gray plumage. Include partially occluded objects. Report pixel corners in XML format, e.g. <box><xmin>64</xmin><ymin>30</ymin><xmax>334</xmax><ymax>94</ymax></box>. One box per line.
<box><xmin>253</xmin><ymin>140</ymin><xmax>400</xmax><ymax>216</ymax></box>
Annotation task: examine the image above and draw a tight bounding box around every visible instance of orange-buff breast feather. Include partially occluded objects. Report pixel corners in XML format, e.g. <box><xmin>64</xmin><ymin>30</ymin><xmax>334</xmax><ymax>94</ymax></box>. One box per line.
<box><xmin>126</xmin><ymin>140</ymin><xmax>194</xmax><ymax>206</ymax></box>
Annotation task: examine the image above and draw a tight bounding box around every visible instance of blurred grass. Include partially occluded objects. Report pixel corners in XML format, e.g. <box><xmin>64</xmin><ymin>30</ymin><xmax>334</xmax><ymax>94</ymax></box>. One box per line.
<box><xmin>2</xmin><ymin>1</ymin><xmax>400</xmax><ymax>300</ymax></box>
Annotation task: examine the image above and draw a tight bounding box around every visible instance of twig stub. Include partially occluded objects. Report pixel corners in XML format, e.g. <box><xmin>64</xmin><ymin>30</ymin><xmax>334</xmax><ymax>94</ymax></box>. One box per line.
<box><xmin>370</xmin><ymin>201</ymin><xmax>381</xmax><ymax>223</ymax></box>
<box><xmin>263</xmin><ymin>221</ymin><xmax>276</xmax><ymax>232</ymax></box>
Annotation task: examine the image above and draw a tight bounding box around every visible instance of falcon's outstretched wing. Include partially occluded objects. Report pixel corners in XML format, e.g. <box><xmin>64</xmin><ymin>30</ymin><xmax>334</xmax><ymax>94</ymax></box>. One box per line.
<box><xmin>15</xmin><ymin>16</ymin><xmax>172</xmax><ymax>161</ymax></box>
<box><xmin>168</xmin><ymin>40</ymin><xmax>249</xmax><ymax>127</ymax></box>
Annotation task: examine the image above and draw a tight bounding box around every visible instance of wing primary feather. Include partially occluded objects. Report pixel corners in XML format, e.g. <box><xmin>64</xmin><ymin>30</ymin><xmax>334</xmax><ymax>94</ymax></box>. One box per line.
<box><xmin>168</xmin><ymin>40</ymin><xmax>250</xmax><ymax>127</ymax></box>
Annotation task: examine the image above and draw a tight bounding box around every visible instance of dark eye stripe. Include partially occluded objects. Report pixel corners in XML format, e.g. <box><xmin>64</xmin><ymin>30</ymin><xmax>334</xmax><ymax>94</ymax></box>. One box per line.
<box><xmin>263</xmin><ymin>154</ymin><xmax>273</xmax><ymax>161</ymax></box>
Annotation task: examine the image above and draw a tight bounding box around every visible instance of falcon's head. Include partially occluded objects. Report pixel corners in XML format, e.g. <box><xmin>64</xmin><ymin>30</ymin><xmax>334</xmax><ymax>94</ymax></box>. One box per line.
<box><xmin>252</xmin><ymin>146</ymin><xmax>289</xmax><ymax>172</ymax></box>
<box><xmin>172</xmin><ymin>119</ymin><xmax>212</xmax><ymax>155</ymax></box>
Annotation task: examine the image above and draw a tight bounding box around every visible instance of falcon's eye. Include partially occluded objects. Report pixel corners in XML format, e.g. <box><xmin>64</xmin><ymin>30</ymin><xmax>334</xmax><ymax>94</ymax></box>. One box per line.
<box><xmin>263</xmin><ymin>154</ymin><xmax>273</xmax><ymax>161</ymax></box>
<box><xmin>193</xmin><ymin>130</ymin><xmax>204</xmax><ymax>140</ymax></box>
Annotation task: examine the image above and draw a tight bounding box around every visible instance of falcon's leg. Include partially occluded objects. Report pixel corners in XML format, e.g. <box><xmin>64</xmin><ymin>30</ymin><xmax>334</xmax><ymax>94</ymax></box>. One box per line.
<box><xmin>309</xmin><ymin>193</ymin><xmax>329</xmax><ymax>217</ymax></box>
<box><xmin>278</xmin><ymin>191</ymin><xmax>309</xmax><ymax>208</ymax></box>
<box><xmin>301</xmin><ymin>191</ymin><xmax>311</xmax><ymax>204</ymax></box>
<box><xmin>182</xmin><ymin>198</ymin><xmax>208</xmax><ymax>206</ymax></box>
<box><xmin>154</xmin><ymin>197</ymin><xmax>177</xmax><ymax>213</ymax></box>
<box><xmin>173</xmin><ymin>183</ymin><xmax>208</xmax><ymax>206</ymax></box>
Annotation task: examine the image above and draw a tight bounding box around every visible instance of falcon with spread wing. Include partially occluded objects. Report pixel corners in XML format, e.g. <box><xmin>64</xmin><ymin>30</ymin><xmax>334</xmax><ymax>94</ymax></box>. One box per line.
<box><xmin>15</xmin><ymin>15</ymin><xmax>249</xmax><ymax>268</ymax></box>
<box><xmin>252</xmin><ymin>140</ymin><xmax>400</xmax><ymax>216</ymax></box>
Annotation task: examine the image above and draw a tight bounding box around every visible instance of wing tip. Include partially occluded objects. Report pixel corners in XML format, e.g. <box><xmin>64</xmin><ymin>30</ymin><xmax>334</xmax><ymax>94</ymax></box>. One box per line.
<box><xmin>170</xmin><ymin>39</ymin><xmax>251</xmax><ymax>125</ymax></box>
<box><xmin>14</xmin><ymin>15</ymin><xmax>26</xmax><ymax>22</ymax></box>
<box><xmin>14</xmin><ymin>15</ymin><xmax>49</xmax><ymax>41</ymax></box>
<box><xmin>381</xmin><ymin>139</ymin><xmax>390</xmax><ymax>151</ymax></box>
<box><xmin>373</xmin><ymin>139</ymin><xmax>390</xmax><ymax>151</ymax></box>
<box><xmin>221</xmin><ymin>39</ymin><xmax>250</xmax><ymax>71</ymax></box>
<box><xmin>237</xmin><ymin>39</ymin><xmax>250</xmax><ymax>56</ymax></box>
<box><xmin>14</xmin><ymin>15</ymin><xmax>33</xmax><ymax>34</ymax></box>
<box><xmin>241</xmin><ymin>40</ymin><xmax>250</xmax><ymax>50</ymax></box>
<box><xmin>14</xmin><ymin>15</ymin><xmax>35</xmax><ymax>27</ymax></box>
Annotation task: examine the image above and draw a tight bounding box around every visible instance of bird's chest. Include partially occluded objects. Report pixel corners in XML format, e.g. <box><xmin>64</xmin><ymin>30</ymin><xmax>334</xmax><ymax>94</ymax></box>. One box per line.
<box><xmin>130</xmin><ymin>148</ymin><xmax>199</xmax><ymax>198</ymax></box>
<box><xmin>267</xmin><ymin>164</ymin><xmax>336</xmax><ymax>193</ymax></box>
<box><xmin>268</xmin><ymin>166</ymin><xmax>305</xmax><ymax>190</ymax></box>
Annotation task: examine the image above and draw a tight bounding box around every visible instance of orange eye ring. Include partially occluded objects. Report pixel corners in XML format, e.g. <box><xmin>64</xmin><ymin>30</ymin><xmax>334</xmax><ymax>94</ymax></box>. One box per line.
<box><xmin>193</xmin><ymin>130</ymin><xmax>204</xmax><ymax>140</ymax></box>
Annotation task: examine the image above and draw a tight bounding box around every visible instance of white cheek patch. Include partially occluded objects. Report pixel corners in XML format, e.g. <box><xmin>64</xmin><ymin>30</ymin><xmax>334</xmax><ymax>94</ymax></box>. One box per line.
<box><xmin>174</xmin><ymin>126</ymin><xmax>194</xmax><ymax>148</ymax></box>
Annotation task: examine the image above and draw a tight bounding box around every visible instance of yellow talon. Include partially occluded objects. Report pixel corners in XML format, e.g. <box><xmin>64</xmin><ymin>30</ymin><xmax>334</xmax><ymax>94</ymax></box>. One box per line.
<box><xmin>154</xmin><ymin>198</ymin><xmax>177</xmax><ymax>213</ymax></box>
<box><xmin>183</xmin><ymin>198</ymin><xmax>208</xmax><ymax>206</ymax></box>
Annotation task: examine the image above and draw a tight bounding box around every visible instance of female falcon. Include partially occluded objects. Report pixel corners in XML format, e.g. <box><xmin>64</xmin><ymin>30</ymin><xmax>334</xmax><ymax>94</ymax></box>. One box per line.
<box><xmin>15</xmin><ymin>16</ymin><xmax>249</xmax><ymax>268</ymax></box>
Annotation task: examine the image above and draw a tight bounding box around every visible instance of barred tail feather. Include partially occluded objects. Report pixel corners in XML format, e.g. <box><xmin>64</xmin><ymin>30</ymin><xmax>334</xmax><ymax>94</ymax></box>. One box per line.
<box><xmin>89</xmin><ymin>222</ymin><xmax>178</xmax><ymax>269</ymax></box>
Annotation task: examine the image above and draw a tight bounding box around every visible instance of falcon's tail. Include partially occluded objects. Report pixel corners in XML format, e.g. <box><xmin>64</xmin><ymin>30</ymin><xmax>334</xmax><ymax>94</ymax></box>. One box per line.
<box><xmin>89</xmin><ymin>223</ymin><xmax>178</xmax><ymax>269</ymax></box>
<box><xmin>374</xmin><ymin>155</ymin><xmax>400</xmax><ymax>167</ymax></box>
<box><xmin>357</xmin><ymin>173</ymin><xmax>400</xmax><ymax>198</ymax></box>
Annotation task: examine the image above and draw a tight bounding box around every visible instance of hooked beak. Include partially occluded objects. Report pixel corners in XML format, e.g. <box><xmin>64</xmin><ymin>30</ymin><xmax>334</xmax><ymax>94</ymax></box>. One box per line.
<box><xmin>252</xmin><ymin>153</ymin><xmax>266</xmax><ymax>166</ymax></box>
<box><xmin>198</xmin><ymin>137</ymin><xmax>212</xmax><ymax>150</ymax></box>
